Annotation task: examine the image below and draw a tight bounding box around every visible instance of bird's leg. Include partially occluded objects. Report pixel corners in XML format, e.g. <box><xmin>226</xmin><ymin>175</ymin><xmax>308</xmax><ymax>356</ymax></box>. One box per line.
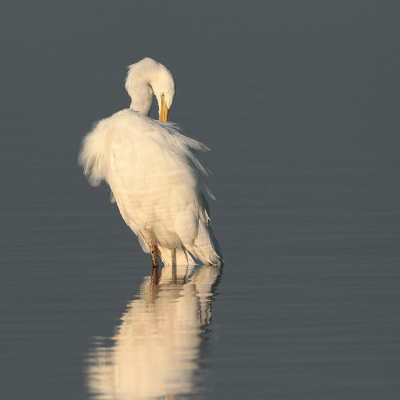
<box><xmin>151</xmin><ymin>265</ymin><xmax>159</xmax><ymax>286</ymax></box>
<box><xmin>147</xmin><ymin>229</ymin><xmax>159</xmax><ymax>285</ymax></box>
<box><xmin>147</xmin><ymin>229</ymin><xmax>159</xmax><ymax>267</ymax></box>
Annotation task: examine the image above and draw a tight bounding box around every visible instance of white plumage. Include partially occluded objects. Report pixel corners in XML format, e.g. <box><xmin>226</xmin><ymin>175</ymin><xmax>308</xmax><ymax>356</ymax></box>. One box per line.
<box><xmin>79</xmin><ymin>58</ymin><xmax>222</xmax><ymax>266</ymax></box>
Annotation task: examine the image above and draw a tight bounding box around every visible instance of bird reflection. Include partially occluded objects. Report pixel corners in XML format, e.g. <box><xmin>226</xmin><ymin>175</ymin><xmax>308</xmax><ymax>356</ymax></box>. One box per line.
<box><xmin>85</xmin><ymin>264</ymin><xmax>222</xmax><ymax>400</ymax></box>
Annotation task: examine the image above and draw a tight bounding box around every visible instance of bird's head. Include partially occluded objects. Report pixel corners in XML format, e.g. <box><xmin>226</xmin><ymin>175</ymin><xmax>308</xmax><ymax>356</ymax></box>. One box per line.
<box><xmin>125</xmin><ymin>58</ymin><xmax>175</xmax><ymax>122</ymax></box>
<box><xmin>148</xmin><ymin>64</ymin><xmax>175</xmax><ymax>122</ymax></box>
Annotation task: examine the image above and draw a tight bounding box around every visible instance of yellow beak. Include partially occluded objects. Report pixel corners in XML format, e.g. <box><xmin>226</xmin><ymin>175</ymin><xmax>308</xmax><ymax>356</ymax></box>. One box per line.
<box><xmin>159</xmin><ymin>97</ymin><xmax>169</xmax><ymax>122</ymax></box>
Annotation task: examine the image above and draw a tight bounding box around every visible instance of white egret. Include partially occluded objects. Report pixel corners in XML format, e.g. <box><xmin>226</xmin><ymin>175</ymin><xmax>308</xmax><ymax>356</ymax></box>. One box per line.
<box><xmin>79</xmin><ymin>58</ymin><xmax>223</xmax><ymax>270</ymax></box>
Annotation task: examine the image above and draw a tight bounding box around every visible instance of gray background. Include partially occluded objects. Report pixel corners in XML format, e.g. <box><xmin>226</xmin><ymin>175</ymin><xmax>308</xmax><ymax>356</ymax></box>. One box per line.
<box><xmin>1</xmin><ymin>1</ymin><xmax>399</xmax><ymax>399</ymax></box>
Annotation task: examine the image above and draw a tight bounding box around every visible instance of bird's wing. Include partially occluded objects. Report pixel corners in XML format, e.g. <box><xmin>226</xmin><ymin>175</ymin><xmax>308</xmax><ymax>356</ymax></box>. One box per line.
<box><xmin>105</xmin><ymin>110</ymin><xmax>213</xmax><ymax>250</ymax></box>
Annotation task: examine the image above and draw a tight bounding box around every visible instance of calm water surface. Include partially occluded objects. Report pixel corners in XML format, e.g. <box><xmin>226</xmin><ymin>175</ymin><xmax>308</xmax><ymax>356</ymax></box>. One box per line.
<box><xmin>1</xmin><ymin>2</ymin><xmax>400</xmax><ymax>399</ymax></box>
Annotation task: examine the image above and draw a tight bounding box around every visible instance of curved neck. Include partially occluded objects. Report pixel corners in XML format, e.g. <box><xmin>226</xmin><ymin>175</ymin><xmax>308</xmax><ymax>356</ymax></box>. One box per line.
<box><xmin>128</xmin><ymin>79</ymin><xmax>153</xmax><ymax>116</ymax></box>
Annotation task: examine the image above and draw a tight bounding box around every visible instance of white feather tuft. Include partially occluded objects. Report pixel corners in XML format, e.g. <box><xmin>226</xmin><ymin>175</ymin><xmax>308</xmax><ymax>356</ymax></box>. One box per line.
<box><xmin>78</xmin><ymin>118</ymin><xmax>110</xmax><ymax>187</ymax></box>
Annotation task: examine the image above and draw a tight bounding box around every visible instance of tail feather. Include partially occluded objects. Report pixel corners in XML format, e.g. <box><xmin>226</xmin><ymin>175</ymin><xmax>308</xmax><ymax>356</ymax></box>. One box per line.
<box><xmin>190</xmin><ymin>221</ymin><xmax>223</xmax><ymax>266</ymax></box>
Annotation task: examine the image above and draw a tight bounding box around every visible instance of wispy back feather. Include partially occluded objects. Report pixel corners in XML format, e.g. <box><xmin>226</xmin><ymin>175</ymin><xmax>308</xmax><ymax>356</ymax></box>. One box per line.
<box><xmin>78</xmin><ymin>118</ymin><xmax>110</xmax><ymax>186</ymax></box>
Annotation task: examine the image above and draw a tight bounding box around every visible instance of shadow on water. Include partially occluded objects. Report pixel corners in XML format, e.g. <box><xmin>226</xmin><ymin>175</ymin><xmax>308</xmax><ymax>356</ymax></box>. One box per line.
<box><xmin>84</xmin><ymin>264</ymin><xmax>223</xmax><ymax>400</ymax></box>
